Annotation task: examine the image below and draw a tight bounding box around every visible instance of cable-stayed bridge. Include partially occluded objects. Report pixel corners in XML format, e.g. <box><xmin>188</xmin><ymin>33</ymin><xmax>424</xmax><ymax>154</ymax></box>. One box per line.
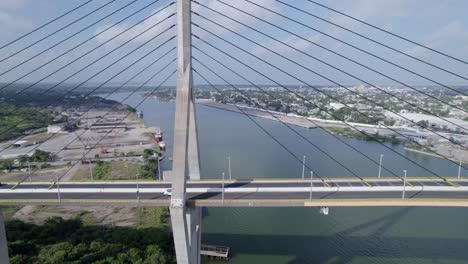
<box><xmin>0</xmin><ymin>0</ymin><xmax>467</xmax><ymax>263</ymax></box>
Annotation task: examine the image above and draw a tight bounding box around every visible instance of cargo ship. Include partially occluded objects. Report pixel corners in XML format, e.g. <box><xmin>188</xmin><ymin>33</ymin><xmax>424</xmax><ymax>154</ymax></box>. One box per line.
<box><xmin>154</xmin><ymin>129</ymin><xmax>163</xmax><ymax>142</ymax></box>
<box><xmin>158</xmin><ymin>141</ymin><xmax>166</xmax><ymax>151</ymax></box>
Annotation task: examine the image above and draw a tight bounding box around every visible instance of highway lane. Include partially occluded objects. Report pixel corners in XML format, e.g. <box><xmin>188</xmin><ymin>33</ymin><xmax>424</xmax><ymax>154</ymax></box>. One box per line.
<box><xmin>2</xmin><ymin>190</ymin><xmax>468</xmax><ymax>200</ymax></box>
<box><xmin>0</xmin><ymin>178</ymin><xmax>466</xmax><ymax>207</ymax></box>
<box><xmin>1</xmin><ymin>178</ymin><xmax>464</xmax><ymax>190</ymax></box>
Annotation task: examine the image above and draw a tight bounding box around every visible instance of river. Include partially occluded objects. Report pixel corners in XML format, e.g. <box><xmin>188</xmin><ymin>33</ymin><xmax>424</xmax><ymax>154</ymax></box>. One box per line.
<box><xmin>110</xmin><ymin>92</ymin><xmax>468</xmax><ymax>264</ymax></box>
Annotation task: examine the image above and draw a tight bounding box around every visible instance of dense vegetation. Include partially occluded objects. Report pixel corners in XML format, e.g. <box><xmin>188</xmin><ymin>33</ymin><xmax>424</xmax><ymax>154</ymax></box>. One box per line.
<box><xmin>28</xmin><ymin>150</ymin><xmax>50</xmax><ymax>163</ymax></box>
<box><xmin>0</xmin><ymin>150</ymin><xmax>51</xmax><ymax>172</ymax></box>
<box><xmin>139</xmin><ymin>149</ymin><xmax>160</xmax><ymax>179</ymax></box>
<box><xmin>93</xmin><ymin>161</ymin><xmax>111</xmax><ymax>180</ymax></box>
<box><xmin>0</xmin><ymin>88</ymin><xmax>134</xmax><ymax>142</ymax></box>
<box><xmin>139</xmin><ymin>159</ymin><xmax>159</xmax><ymax>179</ymax></box>
<box><xmin>6</xmin><ymin>217</ymin><xmax>175</xmax><ymax>264</ymax></box>
<box><xmin>91</xmin><ymin>148</ymin><xmax>160</xmax><ymax>180</ymax></box>
<box><xmin>327</xmin><ymin>127</ymin><xmax>401</xmax><ymax>144</ymax></box>
<box><xmin>0</xmin><ymin>105</ymin><xmax>59</xmax><ymax>142</ymax></box>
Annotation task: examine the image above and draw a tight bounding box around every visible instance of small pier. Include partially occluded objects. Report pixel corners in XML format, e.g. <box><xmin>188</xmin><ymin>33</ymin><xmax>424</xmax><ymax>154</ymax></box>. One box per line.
<box><xmin>200</xmin><ymin>244</ymin><xmax>230</xmax><ymax>261</ymax></box>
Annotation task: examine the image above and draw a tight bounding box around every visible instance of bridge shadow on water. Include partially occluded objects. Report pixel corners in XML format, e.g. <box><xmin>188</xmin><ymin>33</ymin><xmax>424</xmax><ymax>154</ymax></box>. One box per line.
<box><xmin>202</xmin><ymin>207</ymin><xmax>468</xmax><ymax>263</ymax></box>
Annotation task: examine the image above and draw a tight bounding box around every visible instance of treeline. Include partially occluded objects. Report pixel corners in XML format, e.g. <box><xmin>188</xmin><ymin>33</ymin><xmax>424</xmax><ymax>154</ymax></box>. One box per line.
<box><xmin>139</xmin><ymin>148</ymin><xmax>161</xmax><ymax>179</ymax></box>
<box><xmin>0</xmin><ymin>150</ymin><xmax>51</xmax><ymax>172</ymax></box>
<box><xmin>327</xmin><ymin>127</ymin><xmax>401</xmax><ymax>144</ymax></box>
<box><xmin>0</xmin><ymin>88</ymin><xmax>136</xmax><ymax>142</ymax></box>
<box><xmin>0</xmin><ymin>86</ymin><xmax>126</xmax><ymax>108</ymax></box>
<box><xmin>0</xmin><ymin>105</ymin><xmax>60</xmax><ymax>142</ymax></box>
<box><xmin>6</xmin><ymin>217</ymin><xmax>175</xmax><ymax>264</ymax></box>
<box><xmin>91</xmin><ymin>148</ymin><xmax>160</xmax><ymax>180</ymax></box>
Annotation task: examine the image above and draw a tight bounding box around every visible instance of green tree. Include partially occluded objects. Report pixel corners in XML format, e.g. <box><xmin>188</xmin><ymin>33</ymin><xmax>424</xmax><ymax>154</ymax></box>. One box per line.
<box><xmin>0</xmin><ymin>159</ymin><xmax>14</xmax><ymax>172</ymax></box>
<box><xmin>267</xmin><ymin>100</ymin><xmax>282</xmax><ymax>111</ymax></box>
<box><xmin>10</xmin><ymin>255</ymin><xmax>31</xmax><ymax>264</ymax></box>
<box><xmin>144</xmin><ymin>245</ymin><xmax>168</xmax><ymax>264</ymax></box>
<box><xmin>93</xmin><ymin>161</ymin><xmax>110</xmax><ymax>180</ymax></box>
<box><xmin>417</xmin><ymin>120</ymin><xmax>429</xmax><ymax>129</ymax></box>
<box><xmin>8</xmin><ymin>240</ymin><xmax>35</xmax><ymax>256</ymax></box>
<box><xmin>143</xmin><ymin>149</ymin><xmax>155</xmax><ymax>160</ymax></box>
<box><xmin>139</xmin><ymin>159</ymin><xmax>159</xmax><ymax>179</ymax></box>
<box><xmin>5</xmin><ymin>217</ymin><xmax>174</xmax><ymax>263</ymax></box>
<box><xmin>31</xmin><ymin>149</ymin><xmax>50</xmax><ymax>162</ymax></box>
<box><xmin>38</xmin><ymin>242</ymin><xmax>73</xmax><ymax>264</ymax></box>
<box><xmin>18</xmin><ymin>155</ymin><xmax>29</xmax><ymax>166</ymax></box>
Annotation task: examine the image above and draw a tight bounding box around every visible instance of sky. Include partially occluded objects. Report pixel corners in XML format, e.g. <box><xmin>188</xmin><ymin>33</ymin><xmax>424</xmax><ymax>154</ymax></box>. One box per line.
<box><xmin>0</xmin><ymin>0</ymin><xmax>467</xmax><ymax>88</ymax></box>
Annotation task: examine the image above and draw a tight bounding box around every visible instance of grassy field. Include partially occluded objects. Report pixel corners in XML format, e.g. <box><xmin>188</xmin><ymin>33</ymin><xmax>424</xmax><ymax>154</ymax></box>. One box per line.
<box><xmin>71</xmin><ymin>161</ymin><xmax>142</xmax><ymax>181</ymax></box>
<box><xmin>0</xmin><ymin>206</ymin><xmax>22</xmax><ymax>221</ymax></box>
<box><xmin>136</xmin><ymin>207</ymin><xmax>169</xmax><ymax>228</ymax></box>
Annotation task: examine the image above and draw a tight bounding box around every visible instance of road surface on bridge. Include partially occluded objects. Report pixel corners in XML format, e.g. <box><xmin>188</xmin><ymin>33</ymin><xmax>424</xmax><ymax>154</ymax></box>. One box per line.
<box><xmin>0</xmin><ymin>178</ymin><xmax>467</xmax><ymax>207</ymax></box>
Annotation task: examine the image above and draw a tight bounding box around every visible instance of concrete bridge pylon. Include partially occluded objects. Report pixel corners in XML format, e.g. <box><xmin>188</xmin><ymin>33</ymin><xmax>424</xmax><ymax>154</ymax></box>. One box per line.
<box><xmin>170</xmin><ymin>0</ymin><xmax>202</xmax><ymax>263</ymax></box>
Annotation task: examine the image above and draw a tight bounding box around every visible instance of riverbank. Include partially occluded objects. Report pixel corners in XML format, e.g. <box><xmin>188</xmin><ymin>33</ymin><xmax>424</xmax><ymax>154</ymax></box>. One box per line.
<box><xmin>199</xmin><ymin>100</ymin><xmax>402</xmax><ymax>144</ymax></box>
<box><xmin>404</xmin><ymin>147</ymin><xmax>468</xmax><ymax>164</ymax></box>
<box><xmin>325</xmin><ymin>127</ymin><xmax>401</xmax><ymax>144</ymax></box>
<box><xmin>199</xmin><ymin>100</ymin><xmax>317</xmax><ymax>129</ymax></box>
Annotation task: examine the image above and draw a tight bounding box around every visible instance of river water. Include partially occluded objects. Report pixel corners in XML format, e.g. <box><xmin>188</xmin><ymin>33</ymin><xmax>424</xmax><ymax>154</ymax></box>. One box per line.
<box><xmin>110</xmin><ymin>93</ymin><xmax>468</xmax><ymax>264</ymax></box>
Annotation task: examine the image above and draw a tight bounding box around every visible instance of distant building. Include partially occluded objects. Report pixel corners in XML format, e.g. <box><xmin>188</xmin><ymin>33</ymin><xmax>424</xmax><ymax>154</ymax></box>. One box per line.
<box><xmin>356</xmin><ymin>104</ymin><xmax>372</xmax><ymax>111</ymax></box>
<box><xmin>47</xmin><ymin>124</ymin><xmax>65</xmax><ymax>134</ymax></box>
<box><xmin>136</xmin><ymin>110</ymin><xmax>143</xmax><ymax>119</ymax></box>
<box><xmin>385</xmin><ymin>112</ymin><xmax>468</xmax><ymax>132</ymax></box>
<box><xmin>12</xmin><ymin>140</ymin><xmax>29</xmax><ymax>148</ymax></box>
<box><xmin>455</xmin><ymin>95</ymin><xmax>468</xmax><ymax>101</ymax></box>
<box><xmin>90</xmin><ymin>122</ymin><xmax>127</xmax><ymax>132</ymax></box>
<box><xmin>329</xmin><ymin>103</ymin><xmax>345</xmax><ymax>110</ymax></box>
<box><xmin>449</xmin><ymin>109</ymin><xmax>468</xmax><ymax>119</ymax></box>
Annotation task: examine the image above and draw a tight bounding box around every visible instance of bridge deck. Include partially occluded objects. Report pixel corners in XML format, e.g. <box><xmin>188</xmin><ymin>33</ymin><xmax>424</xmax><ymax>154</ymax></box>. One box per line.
<box><xmin>0</xmin><ymin>178</ymin><xmax>467</xmax><ymax>207</ymax></box>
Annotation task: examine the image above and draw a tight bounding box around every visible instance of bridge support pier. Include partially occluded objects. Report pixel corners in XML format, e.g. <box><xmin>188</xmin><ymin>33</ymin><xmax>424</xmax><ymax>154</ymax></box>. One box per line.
<box><xmin>170</xmin><ymin>0</ymin><xmax>202</xmax><ymax>263</ymax></box>
<box><xmin>186</xmin><ymin>207</ymin><xmax>201</xmax><ymax>264</ymax></box>
<box><xmin>0</xmin><ymin>209</ymin><xmax>9</xmax><ymax>264</ymax></box>
<box><xmin>169</xmin><ymin>206</ymin><xmax>201</xmax><ymax>264</ymax></box>
<box><xmin>188</xmin><ymin>100</ymin><xmax>201</xmax><ymax>180</ymax></box>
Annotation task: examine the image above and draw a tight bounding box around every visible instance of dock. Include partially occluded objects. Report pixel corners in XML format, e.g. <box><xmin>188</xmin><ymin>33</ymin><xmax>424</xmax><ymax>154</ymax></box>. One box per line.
<box><xmin>200</xmin><ymin>244</ymin><xmax>230</xmax><ymax>261</ymax></box>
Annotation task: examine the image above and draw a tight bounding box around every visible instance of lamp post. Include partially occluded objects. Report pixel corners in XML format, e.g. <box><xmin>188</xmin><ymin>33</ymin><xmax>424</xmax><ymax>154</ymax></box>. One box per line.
<box><xmin>55</xmin><ymin>175</ymin><xmax>61</xmax><ymax>203</ymax></box>
<box><xmin>227</xmin><ymin>156</ymin><xmax>232</xmax><ymax>180</ymax></box>
<box><xmin>402</xmin><ymin>170</ymin><xmax>407</xmax><ymax>200</ymax></box>
<box><xmin>136</xmin><ymin>173</ymin><xmax>140</xmax><ymax>202</ymax></box>
<box><xmin>378</xmin><ymin>154</ymin><xmax>383</xmax><ymax>178</ymax></box>
<box><xmin>157</xmin><ymin>157</ymin><xmax>161</xmax><ymax>181</ymax></box>
<box><xmin>458</xmin><ymin>160</ymin><xmax>462</xmax><ymax>180</ymax></box>
<box><xmin>302</xmin><ymin>155</ymin><xmax>306</xmax><ymax>179</ymax></box>
<box><xmin>221</xmin><ymin>172</ymin><xmax>225</xmax><ymax>203</ymax></box>
<box><xmin>28</xmin><ymin>160</ymin><xmax>31</xmax><ymax>182</ymax></box>
<box><xmin>88</xmin><ymin>160</ymin><xmax>93</xmax><ymax>181</ymax></box>
<box><xmin>310</xmin><ymin>171</ymin><xmax>313</xmax><ymax>200</ymax></box>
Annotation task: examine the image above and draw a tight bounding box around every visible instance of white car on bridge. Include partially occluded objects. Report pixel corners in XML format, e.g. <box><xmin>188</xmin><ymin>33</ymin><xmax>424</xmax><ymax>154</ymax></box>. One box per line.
<box><xmin>163</xmin><ymin>188</ymin><xmax>172</xmax><ymax>196</ymax></box>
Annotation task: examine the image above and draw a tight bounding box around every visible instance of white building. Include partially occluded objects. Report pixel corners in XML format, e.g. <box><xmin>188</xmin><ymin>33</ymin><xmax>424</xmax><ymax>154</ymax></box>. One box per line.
<box><xmin>385</xmin><ymin>112</ymin><xmax>468</xmax><ymax>132</ymax></box>
<box><xmin>12</xmin><ymin>140</ymin><xmax>29</xmax><ymax>148</ymax></box>
<box><xmin>47</xmin><ymin>124</ymin><xmax>65</xmax><ymax>134</ymax></box>
<box><xmin>329</xmin><ymin>103</ymin><xmax>345</xmax><ymax>110</ymax></box>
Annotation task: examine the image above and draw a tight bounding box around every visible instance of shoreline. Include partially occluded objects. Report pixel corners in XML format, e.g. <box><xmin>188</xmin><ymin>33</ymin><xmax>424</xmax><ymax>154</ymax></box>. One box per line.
<box><xmin>200</xmin><ymin>101</ymin><xmax>318</xmax><ymax>129</ymax></box>
<box><xmin>404</xmin><ymin>147</ymin><xmax>467</xmax><ymax>164</ymax></box>
<box><xmin>198</xmin><ymin>100</ymin><xmax>403</xmax><ymax>144</ymax></box>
